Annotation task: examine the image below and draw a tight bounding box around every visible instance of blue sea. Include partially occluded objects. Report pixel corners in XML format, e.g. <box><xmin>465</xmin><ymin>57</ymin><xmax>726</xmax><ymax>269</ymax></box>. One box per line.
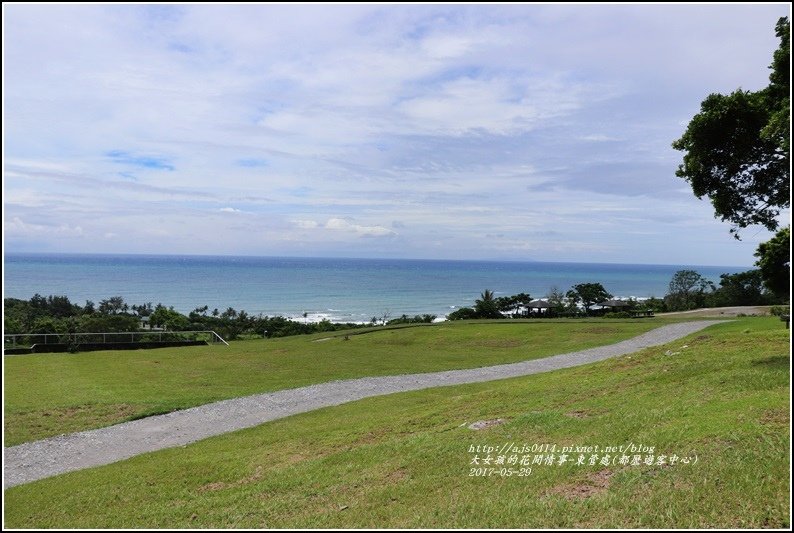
<box><xmin>3</xmin><ymin>254</ymin><xmax>750</xmax><ymax>323</ymax></box>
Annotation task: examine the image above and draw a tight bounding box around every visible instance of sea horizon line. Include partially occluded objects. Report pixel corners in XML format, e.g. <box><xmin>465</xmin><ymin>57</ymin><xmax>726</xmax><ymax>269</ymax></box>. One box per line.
<box><xmin>3</xmin><ymin>251</ymin><xmax>753</xmax><ymax>271</ymax></box>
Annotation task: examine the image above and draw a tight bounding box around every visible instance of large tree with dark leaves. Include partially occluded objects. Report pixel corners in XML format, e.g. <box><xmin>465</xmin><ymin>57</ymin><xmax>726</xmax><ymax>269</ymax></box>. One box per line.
<box><xmin>566</xmin><ymin>283</ymin><xmax>612</xmax><ymax>315</ymax></box>
<box><xmin>664</xmin><ymin>270</ymin><xmax>715</xmax><ymax>311</ymax></box>
<box><xmin>754</xmin><ymin>226</ymin><xmax>790</xmax><ymax>299</ymax></box>
<box><xmin>672</xmin><ymin>17</ymin><xmax>789</xmax><ymax>239</ymax></box>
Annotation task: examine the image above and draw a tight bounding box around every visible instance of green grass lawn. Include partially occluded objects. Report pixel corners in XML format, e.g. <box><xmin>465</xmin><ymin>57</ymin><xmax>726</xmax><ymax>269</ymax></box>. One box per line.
<box><xmin>4</xmin><ymin>319</ymin><xmax>666</xmax><ymax>445</ymax></box>
<box><xmin>4</xmin><ymin>317</ymin><xmax>790</xmax><ymax>528</ymax></box>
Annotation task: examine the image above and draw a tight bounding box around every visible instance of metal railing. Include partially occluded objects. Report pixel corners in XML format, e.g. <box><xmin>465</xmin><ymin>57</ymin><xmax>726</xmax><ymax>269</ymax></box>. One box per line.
<box><xmin>4</xmin><ymin>330</ymin><xmax>228</xmax><ymax>349</ymax></box>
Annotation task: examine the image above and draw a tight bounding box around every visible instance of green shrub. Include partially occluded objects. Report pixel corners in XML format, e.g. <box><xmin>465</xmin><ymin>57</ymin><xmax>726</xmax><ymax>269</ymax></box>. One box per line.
<box><xmin>447</xmin><ymin>307</ymin><xmax>477</xmax><ymax>320</ymax></box>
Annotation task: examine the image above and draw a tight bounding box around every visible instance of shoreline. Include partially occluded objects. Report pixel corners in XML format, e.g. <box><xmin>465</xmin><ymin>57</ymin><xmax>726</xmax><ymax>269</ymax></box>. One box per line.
<box><xmin>284</xmin><ymin>296</ymin><xmax>659</xmax><ymax>324</ymax></box>
<box><xmin>5</xmin><ymin>255</ymin><xmax>754</xmax><ymax>324</ymax></box>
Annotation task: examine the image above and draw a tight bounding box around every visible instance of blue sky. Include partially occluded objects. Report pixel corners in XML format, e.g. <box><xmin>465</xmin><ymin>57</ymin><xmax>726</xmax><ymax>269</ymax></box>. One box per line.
<box><xmin>3</xmin><ymin>3</ymin><xmax>790</xmax><ymax>266</ymax></box>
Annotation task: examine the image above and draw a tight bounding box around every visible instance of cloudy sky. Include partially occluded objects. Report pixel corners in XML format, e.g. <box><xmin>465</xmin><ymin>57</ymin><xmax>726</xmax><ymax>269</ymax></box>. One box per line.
<box><xmin>3</xmin><ymin>3</ymin><xmax>790</xmax><ymax>266</ymax></box>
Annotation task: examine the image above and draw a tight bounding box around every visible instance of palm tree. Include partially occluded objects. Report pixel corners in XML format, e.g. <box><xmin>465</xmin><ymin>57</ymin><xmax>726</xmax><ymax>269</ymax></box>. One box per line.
<box><xmin>475</xmin><ymin>289</ymin><xmax>503</xmax><ymax>319</ymax></box>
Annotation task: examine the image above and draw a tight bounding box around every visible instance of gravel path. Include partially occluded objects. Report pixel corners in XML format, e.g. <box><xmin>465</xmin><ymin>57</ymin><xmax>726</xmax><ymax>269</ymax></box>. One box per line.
<box><xmin>4</xmin><ymin>320</ymin><xmax>722</xmax><ymax>489</ymax></box>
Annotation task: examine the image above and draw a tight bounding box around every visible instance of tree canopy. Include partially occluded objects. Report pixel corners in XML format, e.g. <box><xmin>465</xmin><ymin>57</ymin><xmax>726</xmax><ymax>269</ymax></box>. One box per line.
<box><xmin>566</xmin><ymin>283</ymin><xmax>611</xmax><ymax>314</ymax></box>
<box><xmin>474</xmin><ymin>289</ymin><xmax>503</xmax><ymax>319</ymax></box>
<box><xmin>754</xmin><ymin>225</ymin><xmax>790</xmax><ymax>299</ymax></box>
<box><xmin>665</xmin><ymin>270</ymin><xmax>715</xmax><ymax>311</ymax></box>
<box><xmin>672</xmin><ymin>17</ymin><xmax>790</xmax><ymax>238</ymax></box>
<box><xmin>707</xmin><ymin>270</ymin><xmax>770</xmax><ymax>307</ymax></box>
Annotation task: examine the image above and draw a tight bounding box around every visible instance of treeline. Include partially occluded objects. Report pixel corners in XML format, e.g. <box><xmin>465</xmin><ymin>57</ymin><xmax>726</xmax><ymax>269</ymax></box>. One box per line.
<box><xmin>660</xmin><ymin>269</ymin><xmax>785</xmax><ymax>312</ymax></box>
<box><xmin>381</xmin><ymin>314</ymin><xmax>437</xmax><ymax>326</ymax></box>
<box><xmin>447</xmin><ymin>269</ymin><xmax>787</xmax><ymax>320</ymax></box>
<box><xmin>447</xmin><ymin>284</ymin><xmax>622</xmax><ymax>319</ymax></box>
<box><xmin>2</xmin><ymin>295</ymin><xmax>367</xmax><ymax>340</ymax></box>
<box><xmin>3</xmin><ymin>268</ymin><xmax>786</xmax><ymax>337</ymax></box>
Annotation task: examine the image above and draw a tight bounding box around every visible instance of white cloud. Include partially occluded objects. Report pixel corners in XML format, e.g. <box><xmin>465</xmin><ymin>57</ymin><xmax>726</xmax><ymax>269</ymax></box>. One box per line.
<box><xmin>6</xmin><ymin>217</ymin><xmax>84</xmax><ymax>238</ymax></box>
<box><xmin>293</xmin><ymin>219</ymin><xmax>320</xmax><ymax>229</ymax></box>
<box><xmin>397</xmin><ymin>75</ymin><xmax>594</xmax><ymax>136</ymax></box>
<box><xmin>325</xmin><ymin>218</ymin><xmax>397</xmax><ymax>238</ymax></box>
<box><xmin>580</xmin><ymin>134</ymin><xmax>621</xmax><ymax>142</ymax></box>
<box><xmin>291</xmin><ymin>217</ymin><xmax>397</xmax><ymax>239</ymax></box>
<box><xmin>3</xmin><ymin>4</ymin><xmax>787</xmax><ymax>264</ymax></box>
<box><xmin>324</xmin><ymin>218</ymin><xmax>397</xmax><ymax>237</ymax></box>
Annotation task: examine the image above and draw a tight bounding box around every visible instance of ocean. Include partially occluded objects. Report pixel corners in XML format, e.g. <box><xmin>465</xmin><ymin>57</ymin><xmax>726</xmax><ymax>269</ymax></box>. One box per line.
<box><xmin>3</xmin><ymin>254</ymin><xmax>750</xmax><ymax>323</ymax></box>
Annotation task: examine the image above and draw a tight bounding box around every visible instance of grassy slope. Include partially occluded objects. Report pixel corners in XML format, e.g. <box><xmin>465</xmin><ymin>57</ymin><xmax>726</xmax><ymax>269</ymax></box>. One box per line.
<box><xmin>4</xmin><ymin>320</ymin><xmax>664</xmax><ymax>445</ymax></box>
<box><xmin>4</xmin><ymin>317</ymin><xmax>790</xmax><ymax>528</ymax></box>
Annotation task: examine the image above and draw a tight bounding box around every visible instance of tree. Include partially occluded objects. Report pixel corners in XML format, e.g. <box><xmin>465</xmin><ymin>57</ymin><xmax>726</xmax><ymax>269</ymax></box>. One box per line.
<box><xmin>512</xmin><ymin>292</ymin><xmax>532</xmax><ymax>314</ymax></box>
<box><xmin>76</xmin><ymin>313</ymin><xmax>139</xmax><ymax>333</ymax></box>
<box><xmin>665</xmin><ymin>270</ymin><xmax>715</xmax><ymax>311</ymax></box>
<box><xmin>495</xmin><ymin>292</ymin><xmax>531</xmax><ymax>316</ymax></box>
<box><xmin>149</xmin><ymin>305</ymin><xmax>190</xmax><ymax>331</ymax></box>
<box><xmin>132</xmin><ymin>302</ymin><xmax>154</xmax><ymax>317</ymax></box>
<box><xmin>707</xmin><ymin>270</ymin><xmax>771</xmax><ymax>307</ymax></box>
<box><xmin>46</xmin><ymin>295</ymin><xmax>77</xmax><ymax>318</ymax></box>
<box><xmin>447</xmin><ymin>307</ymin><xmax>477</xmax><ymax>320</ymax></box>
<box><xmin>474</xmin><ymin>289</ymin><xmax>503</xmax><ymax>319</ymax></box>
<box><xmin>672</xmin><ymin>17</ymin><xmax>790</xmax><ymax>238</ymax></box>
<box><xmin>546</xmin><ymin>286</ymin><xmax>567</xmax><ymax>316</ymax></box>
<box><xmin>566</xmin><ymin>283</ymin><xmax>612</xmax><ymax>315</ymax></box>
<box><xmin>754</xmin><ymin>226</ymin><xmax>790</xmax><ymax>299</ymax></box>
<box><xmin>98</xmin><ymin>296</ymin><xmax>128</xmax><ymax>315</ymax></box>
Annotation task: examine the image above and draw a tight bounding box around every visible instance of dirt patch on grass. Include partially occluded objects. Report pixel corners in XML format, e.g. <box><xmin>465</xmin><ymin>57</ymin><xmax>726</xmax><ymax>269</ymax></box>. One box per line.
<box><xmin>197</xmin><ymin>466</ymin><xmax>264</xmax><ymax>493</ymax></box>
<box><xmin>609</xmin><ymin>354</ymin><xmax>647</xmax><ymax>370</ymax></box>
<box><xmin>467</xmin><ymin>418</ymin><xmax>506</xmax><ymax>430</ymax></box>
<box><xmin>547</xmin><ymin>469</ymin><xmax>614</xmax><ymax>499</ymax></box>
<box><xmin>285</xmin><ymin>453</ymin><xmax>311</xmax><ymax>464</ymax></box>
<box><xmin>384</xmin><ymin>468</ymin><xmax>408</xmax><ymax>484</ymax></box>
<box><xmin>694</xmin><ymin>436</ymin><xmax>737</xmax><ymax>451</ymax></box>
<box><xmin>564</xmin><ymin>409</ymin><xmax>605</xmax><ymax>419</ymax></box>
<box><xmin>197</xmin><ymin>481</ymin><xmax>228</xmax><ymax>492</ymax></box>
<box><xmin>641</xmin><ymin>463</ymin><xmax>672</xmax><ymax>479</ymax></box>
<box><xmin>759</xmin><ymin>408</ymin><xmax>789</xmax><ymax>426</ymax></box>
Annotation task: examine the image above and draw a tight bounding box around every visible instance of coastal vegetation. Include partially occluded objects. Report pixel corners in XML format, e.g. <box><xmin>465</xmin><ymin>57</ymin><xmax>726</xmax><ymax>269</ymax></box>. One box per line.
<box><xmin>445</xmin><ymin>268</ymin><xmax>785</xmax><ymax>320</ymax></box>
<box><xmin>753</xmin><ymin>226</ymin><xmax>791</xmax><ymax>299</ymax></box>
<box><xmin>2</xmin><ymin>295</ymin><xmax>367</xmax><ymax>342</ymax></box>
<box><xmin>566</xmin><ymin>283</ymin><xmax>612</xmax><ymax>315</ymax></box>
<box><xmin>5</xmin><ymin>316</ymin><xmax>788</xmax><ymax>528</ymax></box>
